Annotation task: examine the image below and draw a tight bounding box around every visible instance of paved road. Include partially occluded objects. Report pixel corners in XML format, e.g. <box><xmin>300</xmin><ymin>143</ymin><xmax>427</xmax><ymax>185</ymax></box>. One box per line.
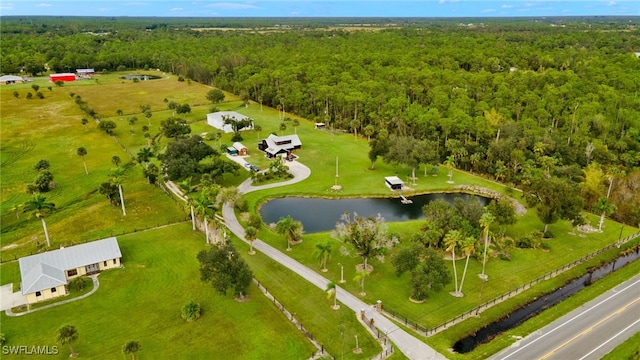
<box><xmin>491</xmin><ymin>273</ymin><xmax>640</xmax><ymax>360</ymax></box>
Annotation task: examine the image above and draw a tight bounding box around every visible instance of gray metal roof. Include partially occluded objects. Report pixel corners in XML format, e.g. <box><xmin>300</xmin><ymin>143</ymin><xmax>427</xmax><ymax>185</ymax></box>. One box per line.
<box><xmin>0</xmin><ymin>75</ymin><xmax>23</xmax><ymax>82</ymax></box>
<box><xmin>19</xmin><ymin>237</ymin><xmax>121</xmax><ymax>295</ymax></box>
<box><xmin>263</xmin><ymin>134</ymin><xmax>302</xmax><ymax>155</ymax></box>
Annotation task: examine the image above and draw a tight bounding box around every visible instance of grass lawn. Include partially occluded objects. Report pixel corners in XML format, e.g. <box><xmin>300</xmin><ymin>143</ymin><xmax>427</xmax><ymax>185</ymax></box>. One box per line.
<box><xmin>0</xmin><ymin>223</ymin><xmax>315</xmax><ymax>359</ymax></box>
<box><xmin>1</xmin><ymin>75</ymin><xmax>190</xmax><ymax>260</ymax></box>
<box><xmin>3</xmin><ymin>71</ymin><xmax>638</xmax><ymax>359</ymax></box>
<box><xmin>601</xmin><ymin>331</ymin><xmax>640</xmax><ymax>360</ymax></box>
<box><xmin>229</xmin><ymin>236</ymin><xmax>382</xmax><ymax>359</ymax></box>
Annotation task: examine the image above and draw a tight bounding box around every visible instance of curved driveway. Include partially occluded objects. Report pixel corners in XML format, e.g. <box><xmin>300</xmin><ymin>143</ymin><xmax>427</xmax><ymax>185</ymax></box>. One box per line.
<box><xmin>222</xmin><ymin>160</ymin><xmax>446</xmax><ymax>360</ymax></box>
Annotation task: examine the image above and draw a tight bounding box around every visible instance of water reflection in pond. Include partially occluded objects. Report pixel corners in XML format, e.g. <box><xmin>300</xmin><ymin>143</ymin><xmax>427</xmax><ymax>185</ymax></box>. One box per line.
<box><xmin>259</xmin><ymin>193</ymin><xmax>488</xmax><ymax>233</ymax></box>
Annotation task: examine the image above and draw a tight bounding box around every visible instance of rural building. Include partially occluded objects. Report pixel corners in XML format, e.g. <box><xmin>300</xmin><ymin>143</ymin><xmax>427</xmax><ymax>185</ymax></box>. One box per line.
<box><xmin>384</xmin><ymin>176</ymin><xmax>404</xmax><ymax>190</ymax></box>
<box><xmin>227</xmin><ymin>146</ymin><xmax>238</xmax><ymax>156</ymax></box>
<box><xmin>49</xmin><ymin>73</ymin><xmax>76</xmax><ymax>82</ymax></box>
<box><xmin>206</xmin><ymin>111</ymin><xmax>253</xmax><ymax>133</ymax></box>
<box><xmin>258</xmin><ymin>134</ymin><xmax>302</xmax><ymax>158</ymax></box>
<box><xmin>76</xmin><ymin>68</ymin><xmax>95</xmax><ymax>78</ymax></box>
<box><xmin>0</xmin><ymin>75</ymin><xmax>25</xmax><ymax>85</ymax></box>
<box><xmin>233</xmin><ymin>142</ymin><xmax>248</xmax><ymax>156</ymax></box>
<box><xmin>18</xmin><ymin>237</ymin><xmax>122</xmax><ymax>304</ymax></box>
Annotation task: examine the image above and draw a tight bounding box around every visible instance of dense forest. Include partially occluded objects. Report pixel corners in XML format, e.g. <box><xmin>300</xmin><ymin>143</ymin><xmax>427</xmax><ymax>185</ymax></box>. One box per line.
<box><xmin>1</xmin><ymin>16</ymin><xmax>639</xmax><ymax>225</ymax></box>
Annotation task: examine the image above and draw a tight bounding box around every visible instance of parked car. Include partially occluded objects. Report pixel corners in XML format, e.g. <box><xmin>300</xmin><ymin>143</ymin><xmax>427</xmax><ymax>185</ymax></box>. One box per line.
<box><xmin>250</xmin><ymin>165</ymin><xmax>260</xmax><ymax>172</ymax></box>
<box><xmin>243</xmin><ymin>162</ymin><xmax>251</xmax><ymax>169</ymax></box>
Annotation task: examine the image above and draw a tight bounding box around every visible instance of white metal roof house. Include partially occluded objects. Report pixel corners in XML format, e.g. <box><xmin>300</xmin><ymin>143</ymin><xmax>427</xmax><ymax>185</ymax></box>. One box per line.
<box><xmin>258</xmin><ymin>134</ymin><xmax>302</xmax><ymax>158</ymax></box>
<box><xmin>18</xmin><ymin>237</ymin><xmax>122</xmax><ymax>304</ymax></box>
<box><xmin>0</xmin><ymin>75</ymin><xmax>24</xmax><ymax>85</ymax></box>
<box><xmin>206</xmin><ymin>111</ymin><xmax>253</xmax><ymax>133</ymax></box>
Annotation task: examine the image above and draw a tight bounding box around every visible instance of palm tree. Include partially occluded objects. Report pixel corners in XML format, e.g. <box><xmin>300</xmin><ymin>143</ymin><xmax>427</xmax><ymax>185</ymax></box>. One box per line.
<box><xmin>123</xmin><ymin>340</ymin><xmax>141</xmax><ymax>360</ymax></box>
<box><xmin>254</xmin><ymin>124</ymin><xmax>262</xmax><ymax>140</ymax></box>
<box><xmin>478</xmin><ymin>212</ymin><xmax>495</xmax><ymax>281</ymax></box>
<box><xmin>57</xmin><ymin>324</ymin><xmax>78</xmax><ymax>357</ymax></box>
<box><xmin>457</xmin><ymin>236</ymin><xmax>476</xmax><ymax>296</ymax></box>
<box><xmin>77</xmin><ymin>147</ymin><xmax>88</xmax><ymax>174</ymax></box>
<box><xmin>593</xmin><ymin>197</ymin><xmax>616</xmax><ymax>232</ymax></box>
<box><xmin>217</xmin><ymin>186</ymin><xmax>238</xmax><ymax>208</ymax></box>
<box><xmin>136</xmin><ymin>147</ymin><xmax>154</xmax><ymax>164</ymax></box>
<box><xmin>444</xmin><ymin>155</ymin><xmax>455</xmax><ymax>184</ymax></box>
<box><xmin>353</xmin><ymin>269</ymin><xmax>368</xmax><ymax>296</ymax></box>
<box><xmin>444</xmin><ymin>229</ymin><xmax>462</xmax><ymax>296</ymax></box>
<box><xmin>279</xmin><ymin>122</ymin><xmax>287</xmax><ymax>135</ymax></box>
<box><xmin>187</xmin><ymin>197</ymin><xmax>197</xmax><ymax>231</ymax></box>
<box><xmin>314</xmin><ymin>241</ymin><xmax>332</xmax><ymax>272</ymax></box>
<box><xmin>245</xmin><ymin>226</ymin><xmax>258</xmax><ymax>255</ymax></box>
<box><xmin>193</xmin><ymin>192</ymin><xmax>216</xmax><ymax>244</ymax></box>
<box><xmin>23</xmin><ymin>194</ymin><xmax>55</xmax><ymax>247</ymax></box>
<box><xmin>128</xmin><ymin>116</ymin><xmax>138</xmax><ymax>134</ymax></box>
<box><xmin>9</xmin><ymin>203</ymin><xmax>23</xmax><ymax>219</ymax></box>
<box><xmin>275</xmin><ymin>215</ymin><xmax>303</xmax><ymax>251</ymax></box>
<box><xmin>292</xmin><ymin>118</ymin><xmax>300</xmax><ymax>134</ymax></box>
<box><xmin>326</xmin><ymin>281</ymin><xmax>339</xmax><ymax>310</ymax></box>
<box><xmin>110</xmin><ymin>168</ymin><xmax>126</xmax><ymax>216</ymax></box>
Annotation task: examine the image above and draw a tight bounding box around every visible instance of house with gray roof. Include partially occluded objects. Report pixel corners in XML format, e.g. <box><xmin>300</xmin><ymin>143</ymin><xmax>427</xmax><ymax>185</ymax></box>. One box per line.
<box><xmin>18</xmin><ymin>237</ymin><xmax>122</xmax><ymax>304</ymax></box>
<box><xmin>258</xmin><ymin>134</ymin><xmax>302</xmax><ymax>158</ymax></box>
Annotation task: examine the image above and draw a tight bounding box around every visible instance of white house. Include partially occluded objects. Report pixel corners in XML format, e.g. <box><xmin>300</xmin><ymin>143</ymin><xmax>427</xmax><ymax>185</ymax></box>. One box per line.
<box><xmin>18</xmin><ymin>237</ymin><xmax>122</xmax><ymax>304</ymax></box>
<box><xmin>206</xmin><ymin>111</ymin><xmax>253</xmax><ymax>133</ymax></box>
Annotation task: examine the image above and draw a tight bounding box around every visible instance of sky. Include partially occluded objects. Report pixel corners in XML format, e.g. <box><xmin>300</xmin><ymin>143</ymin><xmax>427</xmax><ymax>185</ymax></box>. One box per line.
<box><xmin>0</xmin><ymin>1</ymin><xmax>638</xmax><ymax>18</ymax></box>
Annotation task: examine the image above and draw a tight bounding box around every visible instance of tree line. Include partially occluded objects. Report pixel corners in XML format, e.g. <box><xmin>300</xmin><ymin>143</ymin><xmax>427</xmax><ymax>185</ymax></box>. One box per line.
<box><xmin>1</xmin><ymin>17</ymin><xmax>638</xmax><ymax>225</ymax></box>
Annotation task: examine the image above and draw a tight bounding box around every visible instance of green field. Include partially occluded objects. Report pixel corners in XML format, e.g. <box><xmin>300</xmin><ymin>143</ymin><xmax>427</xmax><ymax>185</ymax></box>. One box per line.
<box><xmin>1</xmin><ymin>224</ymin><xmax>315</xmax><ymax>359</ymax></box>
<box><xmin>1</xmin><ymin>70</ymin><xmax>638</xmax><ymax>359</ymax></box>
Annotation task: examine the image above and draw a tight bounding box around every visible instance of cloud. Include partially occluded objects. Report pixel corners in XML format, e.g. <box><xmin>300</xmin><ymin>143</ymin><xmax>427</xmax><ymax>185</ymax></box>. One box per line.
<box><xmin>482</xmin><ymin>8</ymin><xmax>496</xmax><ymax>13</ymax></box>
<box><xmin>205</xmin><ymin>2</ymin><xmax>261</xmax><ymax>10</ymax></box>
<box><xmin>0</xmin><ymin>2</ymin><xmax>14</xmax><ymax>10</ymax></box>
<box><xmin>36</xmin><ymin>3</ymin><xmax>52</xmax><ymax>7</ymax></box>
<box><xmin>438</xmin><ymin>0</ymin><xmax>460</xmax><ymax>3</ymax></box>
<box><xmin>170</xmin><ymin>7</ymin><xmax>183</xmax><ymax>11</ymax></box>
<box><xmin>608</xmin><ymin>1</ymin><xmax>616</xmax><ymax>5</ymax></box>
<box><xmin>501</xmin><ymin>4</ymin><xmax>513</xmax><ymax>8</ymax></box>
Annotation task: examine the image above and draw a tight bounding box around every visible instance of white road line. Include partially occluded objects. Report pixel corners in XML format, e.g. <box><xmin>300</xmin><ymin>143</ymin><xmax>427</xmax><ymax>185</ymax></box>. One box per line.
<box><xmin>498</xmin><ymin>276</ymin><xmax>640</xmax><ymax>360</ymax></box>
<box><xmin>577</xmin><ymin>317</ymin><xmax>640</xmax><ymax>360</ymax></box>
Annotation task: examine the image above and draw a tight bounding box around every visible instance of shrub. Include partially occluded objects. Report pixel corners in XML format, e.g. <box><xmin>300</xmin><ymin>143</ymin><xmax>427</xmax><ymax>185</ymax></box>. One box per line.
<box><xmin>515</xmin><ymin>236</ymin><xmax>531</xmax><ymax>248</ymax></box>
<box><xmin>235</xmin><ymin>197</ymin><xmax>248</xmax><ymax>212</ymax></box>
<box><xmin>177</xmin><ymin>76</ymin><xmax>185</xmax><ymax>82</ymax></box>
<box><xmin>231</xmin><ymin>132</ymin><xmax>243</xmax><ymax>142</ymax></box>
<box><xmin>70</xmin><ymin>277</ymin><xmax>87</xmax><ymax>291</ymax></box>
<box><xmin>181</xmin><ymin>300</ymin><xmax>201</xmax><ymax>322</ymax></box>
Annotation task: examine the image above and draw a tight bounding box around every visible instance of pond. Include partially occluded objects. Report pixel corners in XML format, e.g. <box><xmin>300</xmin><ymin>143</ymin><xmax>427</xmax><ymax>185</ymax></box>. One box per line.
<box><xmin>120</xmin><ymin>74</ymin><xmax>162</xmax><ymax>80</ymax></box>
<box><xmin>259</xmin><ymin>193</ymin><xmax>489</xmax><ymax>233</ymax></box>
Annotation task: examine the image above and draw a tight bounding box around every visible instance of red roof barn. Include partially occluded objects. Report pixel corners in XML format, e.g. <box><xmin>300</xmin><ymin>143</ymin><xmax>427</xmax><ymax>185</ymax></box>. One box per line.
<box><xmin>50</xmin><ymin>73</ymin><xmax>76</xmax><ymax>82</ymax></box>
